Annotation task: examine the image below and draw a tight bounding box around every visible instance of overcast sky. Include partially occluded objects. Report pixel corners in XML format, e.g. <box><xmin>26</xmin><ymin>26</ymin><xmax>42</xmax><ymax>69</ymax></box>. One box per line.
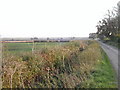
<box><xmin>0</xmin><ymin>0</ymin><xmax>119</xmax><ymax>38</ymax></box>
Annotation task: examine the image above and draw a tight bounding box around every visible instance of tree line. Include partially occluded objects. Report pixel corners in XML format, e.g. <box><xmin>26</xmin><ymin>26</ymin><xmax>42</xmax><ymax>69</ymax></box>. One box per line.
<box><xmin>96</xmin><ymin>1</ymin><xmax>120</xmax><ymax>43</ymax></box>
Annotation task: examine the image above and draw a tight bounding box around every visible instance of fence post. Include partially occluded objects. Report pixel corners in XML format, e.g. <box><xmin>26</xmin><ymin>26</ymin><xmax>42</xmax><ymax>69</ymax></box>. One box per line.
<box><xmin>32</xmin><ymin>40</ymin><xmax>35</xmax><ymax>53</ymax></box>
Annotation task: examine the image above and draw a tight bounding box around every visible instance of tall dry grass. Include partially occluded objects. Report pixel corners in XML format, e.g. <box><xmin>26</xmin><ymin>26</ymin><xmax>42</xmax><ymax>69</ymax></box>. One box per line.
<box><xmin>2</xmin><ymin>40</ymin><xmax>102</xmax><ymax>88</ymax></box>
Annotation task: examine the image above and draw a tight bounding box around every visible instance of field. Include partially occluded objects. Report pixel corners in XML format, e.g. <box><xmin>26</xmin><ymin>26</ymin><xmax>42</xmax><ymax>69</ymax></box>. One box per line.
<box><xmin>2</xmin><ymin>40</ymin><xmax>117</xmax><ymax>88</ymax></box>
<box><xmin>3</xmin><ymin>42</ymin><xmax>68</xmax><ymax>54</ymax></box>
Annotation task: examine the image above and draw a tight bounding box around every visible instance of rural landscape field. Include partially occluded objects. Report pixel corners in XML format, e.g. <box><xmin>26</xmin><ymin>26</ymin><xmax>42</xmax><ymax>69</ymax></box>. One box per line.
<box><xmin>0</xmin><ymin>0</ymin><xmax>120</xmax><ymax>89</ymax></box>
<box><xmin>1</xmin><ymin>40</ymin><xmax>117</xmax><ymax>88</ymax></box>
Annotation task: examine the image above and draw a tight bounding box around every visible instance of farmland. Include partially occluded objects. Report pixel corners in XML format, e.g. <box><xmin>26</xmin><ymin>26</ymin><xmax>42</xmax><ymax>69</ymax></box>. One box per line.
<box><xmin>3</xmin><ymin>42</ymin><xmax>67</xmax><ymax>54</ymax></box>
<box><xmin>2</xmin><ymin>40</ymin><xmax>117</xmax><ymax>88</ymax></box>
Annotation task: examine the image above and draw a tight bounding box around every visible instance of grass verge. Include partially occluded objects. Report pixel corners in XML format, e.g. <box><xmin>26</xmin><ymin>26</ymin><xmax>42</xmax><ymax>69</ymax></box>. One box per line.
<box><xmin>79</xmin><ymin>48</ymin><xmax>117</xmax><ymax>88</ymax></box>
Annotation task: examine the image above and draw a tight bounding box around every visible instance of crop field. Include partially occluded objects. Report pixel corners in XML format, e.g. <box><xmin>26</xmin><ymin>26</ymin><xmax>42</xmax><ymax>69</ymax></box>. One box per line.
<box><xmin>3</xmin><ymin>42</ymin><xmax>68</xmax><ymax>54</ymax></box>
<box><xmin>2</xmin><ymin>40</ymin><xmax>117</xmax><ymax>88</ymax></box>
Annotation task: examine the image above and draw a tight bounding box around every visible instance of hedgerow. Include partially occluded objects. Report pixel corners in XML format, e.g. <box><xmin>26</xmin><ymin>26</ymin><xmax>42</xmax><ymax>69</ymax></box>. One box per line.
<box><xmin>2</xmin><ymin>40</ymin><xmax>102</xmax><ymax>88</ymax></box>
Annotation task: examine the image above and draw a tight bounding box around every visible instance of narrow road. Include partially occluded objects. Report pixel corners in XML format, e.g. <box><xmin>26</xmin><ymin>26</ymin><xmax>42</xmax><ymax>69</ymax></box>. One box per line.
<box><xmin>98</xmin><ymin>41</ymin><xmax>119</xmax><ymax>86</ymax></box>
<box><xmin>99</xmin><ymin>41</ymin><xmax>119</xmax><ymax>74</ymax></box>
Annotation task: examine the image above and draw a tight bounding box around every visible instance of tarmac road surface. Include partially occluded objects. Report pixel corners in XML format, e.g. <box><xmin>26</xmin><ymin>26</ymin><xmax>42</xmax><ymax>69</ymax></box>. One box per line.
<box><xmin>98</xmin><ymin>41</ymin><xmax>119</xmax><ymax>88</ymax></box>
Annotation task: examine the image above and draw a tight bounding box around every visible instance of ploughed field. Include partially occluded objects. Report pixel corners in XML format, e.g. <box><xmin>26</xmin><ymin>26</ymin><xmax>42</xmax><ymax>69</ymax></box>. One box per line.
<box><xmin>2</xmin><ymin>40</ymin><xmax>117</xmax><ymax>88</ymax></box>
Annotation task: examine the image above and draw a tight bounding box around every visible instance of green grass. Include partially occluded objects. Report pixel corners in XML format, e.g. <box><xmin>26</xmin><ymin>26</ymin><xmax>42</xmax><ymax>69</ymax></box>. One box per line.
<box><xmin>79</xmin><ymin>48</ymin><xmax>117</xmax><ymax>88</ymax></box>
<box><xmin>3</xmin><ymin>42</ymin><xmax>68</xmax><ymax>54</ymax></box>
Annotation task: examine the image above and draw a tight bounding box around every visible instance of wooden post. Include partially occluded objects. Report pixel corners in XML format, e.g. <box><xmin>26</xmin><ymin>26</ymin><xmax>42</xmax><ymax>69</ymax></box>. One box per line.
<box><xmin>32</xmin><ymin>40</ymin><xmax>35</xmax><ymax>53</ymax></box>
<box><xmin>45</xmin><ymin>42</ymin><xmax>46</xmax><ymax>48</ymax></box>
<box><xmin>63</xmin><ymin>55</ymin><xmax>65</xmax><ymax>67</ymax></box>
<box><xmin>46</xmin><ymin>67</ymin><xmax>50</xmax><ymax>79</ymax></box>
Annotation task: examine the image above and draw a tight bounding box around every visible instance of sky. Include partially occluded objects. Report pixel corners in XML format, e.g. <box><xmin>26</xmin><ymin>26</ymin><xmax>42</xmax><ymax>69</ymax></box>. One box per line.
<box><xmin>0</xmin><ymin>0</ymin><xmax>119</xmax><ymax>38</ymax></box>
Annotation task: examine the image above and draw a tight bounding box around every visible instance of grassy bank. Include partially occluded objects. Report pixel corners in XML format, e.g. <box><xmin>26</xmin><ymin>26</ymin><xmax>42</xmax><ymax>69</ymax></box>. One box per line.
<box><xmin>2</xmin><ymin>40</ymin><xmax>117</xmax><ymax>88</ymax></box>
<box><xmin>78</xmin><ymin>48</ymin><xmax>117</xmax><ymax>88</ymax></box>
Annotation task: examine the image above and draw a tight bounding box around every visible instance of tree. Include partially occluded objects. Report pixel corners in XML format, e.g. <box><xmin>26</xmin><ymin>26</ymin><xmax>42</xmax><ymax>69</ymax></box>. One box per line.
<box><xmin>96</xmin><ymin>1</ymin><xmax>120</xmax><ymax>42</ymax></box>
